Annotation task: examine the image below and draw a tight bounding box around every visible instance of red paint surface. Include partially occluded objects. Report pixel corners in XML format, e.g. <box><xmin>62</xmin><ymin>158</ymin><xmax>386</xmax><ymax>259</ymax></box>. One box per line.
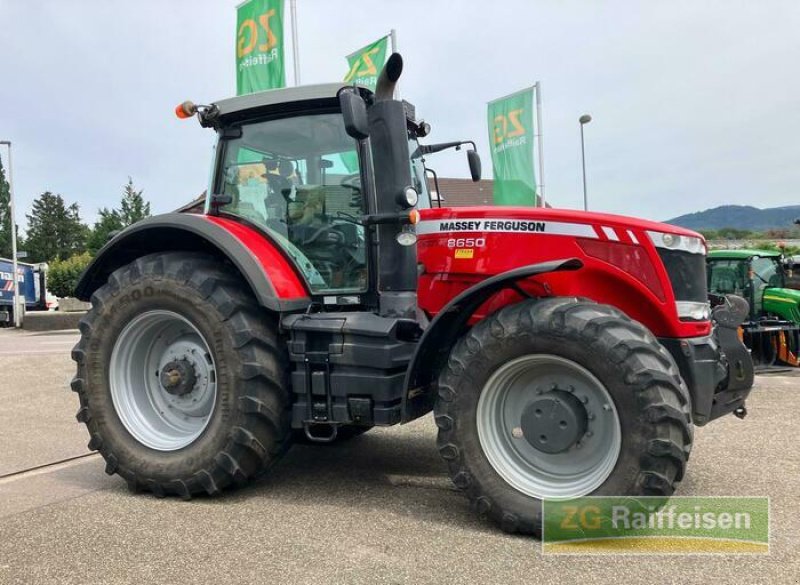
<box><xmin>416</xmin><ymin>207</ymin><xmax>710</xmax><ymax>338</ymax></box>
<box><xmin>204</xmin><ymin>215</ymin><xmax>309</xmax><ymax>300</ymax></box>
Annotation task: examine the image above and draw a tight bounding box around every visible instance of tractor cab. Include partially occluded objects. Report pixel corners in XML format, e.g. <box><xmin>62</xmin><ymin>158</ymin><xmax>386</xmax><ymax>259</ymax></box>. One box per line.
<box><xmin>708</xmin><ymin>249</ymin><xmax>800</xmax><ymax>367</ymax></box>
<box><xmin>199</xmin><ymin>83</ymin><xmax>427</xmax><ymax>305</ymax></box>
<box><xmin>707</xmin><ymin>249</ymin><xmax>796</xmax><ymax>321</ymax></box>
<box><xmin>188</xmin><ymin>59</ymin><xmax>478</xmax><ymax>316</ymax></box>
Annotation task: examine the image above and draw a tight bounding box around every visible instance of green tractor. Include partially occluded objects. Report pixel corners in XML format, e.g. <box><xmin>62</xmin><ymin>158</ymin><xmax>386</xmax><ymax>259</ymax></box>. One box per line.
<box><xmin>707</xmin><ymin>249</ymin><xmax>800</xmax><ymax>368</ymax></box>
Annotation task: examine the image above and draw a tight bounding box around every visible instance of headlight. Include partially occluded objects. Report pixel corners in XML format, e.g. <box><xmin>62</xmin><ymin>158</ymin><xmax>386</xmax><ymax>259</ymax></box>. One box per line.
<box><xmin>397</xmin><ymin>186</ymin><xmax>418</xmax><ymax>208</ymax></box>
<box><xmin>647</xmin><ymin>230</ymin><xmax>705</xmax><ymax>255</ymax></box>
<box><xmin>675</xmin><ymin>301</ymin><xmax>711</xmax><ymax>321</ymax></box>
<box><xmin>396</xmin><ymin>225</ymin><xmax>417</xmax><ymax>246</ymax></box>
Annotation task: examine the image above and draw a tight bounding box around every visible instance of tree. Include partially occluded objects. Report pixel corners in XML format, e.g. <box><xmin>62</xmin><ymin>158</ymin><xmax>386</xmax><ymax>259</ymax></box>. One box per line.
<box><xmin>86</xmin><ymin>207</ymin><xmax>124</xmax><ymax>254</ymax></box>
<box><xmin>25</xmin><ymin>192</ymin><xmax>89</xmax><ymax>262</ymax></box>
<box><xmin>119</xmin><ymin>177</ymin><xmax>150</xmax><ymax>226</ymax></box>
<box><xmin>87</xmin><ymin>178</ymin><xmax>151</xmax><ymax>253</ymax></box>
<box><xmin>48</xmin><ymin>252</ymin><xmax>93</xmax><ymax>298</ymax></box>
<box><xmin>0</xmin><ymin>157</ymin><xmax>11</xmax><ymax>258</ymax></box>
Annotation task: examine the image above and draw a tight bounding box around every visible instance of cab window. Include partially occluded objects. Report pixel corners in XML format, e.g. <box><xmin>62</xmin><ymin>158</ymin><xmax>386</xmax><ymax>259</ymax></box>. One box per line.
<box><xmin>216</xmin><ymin>113</ymin><xmax>367</xmax><ymax>294</ymax></box>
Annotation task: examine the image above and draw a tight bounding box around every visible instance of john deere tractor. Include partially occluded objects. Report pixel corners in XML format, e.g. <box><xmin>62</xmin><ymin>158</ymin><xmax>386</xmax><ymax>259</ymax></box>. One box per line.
<box><xmin>70</xmin><ymin>54</ymin><xmax>754</xmax><ymax>535</ymax></box>
<box><xmin>708</xmin><ymin>248</ymin><xmax>800</xmax><ymax>367</ymax></box>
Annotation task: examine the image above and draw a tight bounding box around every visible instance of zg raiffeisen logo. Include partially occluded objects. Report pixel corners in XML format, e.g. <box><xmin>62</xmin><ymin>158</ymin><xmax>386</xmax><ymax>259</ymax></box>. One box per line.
<box><xmin>344</xmin><ymin>46</ymin><xmax>382</xmax><ymax>87</ymax></box>
<box><xmin>543</xmin><ymin>496</ymin><xmax>769</xmax><ymax>554</ymax></box>
<box><xmin>237</xmin><ymin>8</ymin><xmax>280</xmax><ymax>71</ymax></box>
<box><xmin>492</xmin><ymin>109</ymin><xmax>527</xmax><ymax>153</ymax></box>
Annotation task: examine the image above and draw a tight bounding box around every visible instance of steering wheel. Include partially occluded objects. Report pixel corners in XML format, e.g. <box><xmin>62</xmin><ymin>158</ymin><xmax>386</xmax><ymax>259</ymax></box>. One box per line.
<box><xmin>298</xmin><ymin>224</ymin><xmax>346</xmax><ymax>246</ymax></box>
<box><xmin>340</xmin><ymin>173</ymin><xmax>361</xmax><ymax>192</ymax></box>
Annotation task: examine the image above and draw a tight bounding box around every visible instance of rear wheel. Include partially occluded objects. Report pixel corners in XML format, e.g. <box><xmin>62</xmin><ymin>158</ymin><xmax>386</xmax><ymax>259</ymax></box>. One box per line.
<box><xmin>434</xmin><ymin>297</ymin><xmax>692</xmax><ymax>535</ymax></box>
<box><xmin>71</xmin><ymin>252</ymin><xmax>291</xmax><ymax>498</ymax></box>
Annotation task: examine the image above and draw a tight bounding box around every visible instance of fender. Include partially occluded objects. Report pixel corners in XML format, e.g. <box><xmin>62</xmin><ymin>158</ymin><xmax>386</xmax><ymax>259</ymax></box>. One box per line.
<box><xmin>75</xmin><ymin>213</ymin><xmax>310</xmax><ymax>312</ymax></box>
<box><xmin>401</xmin><ymin>257</ymin><xmax>583</xmax><ymax>422</ymax></box>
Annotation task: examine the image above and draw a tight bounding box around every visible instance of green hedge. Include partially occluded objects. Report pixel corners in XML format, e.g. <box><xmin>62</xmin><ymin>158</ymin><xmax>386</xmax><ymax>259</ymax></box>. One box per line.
<box><xmin>48</xmin><ymin>252</ymin><xmax>93</xmax><ymax>299</ymax></box>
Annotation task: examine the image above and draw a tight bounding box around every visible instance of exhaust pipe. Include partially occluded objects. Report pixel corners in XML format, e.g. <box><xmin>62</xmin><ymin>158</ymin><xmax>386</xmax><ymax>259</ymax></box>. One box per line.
<box><xmin>374</xmin><ymin>53</ymin><xmax>403</xmax><ymax>101</ymax></box>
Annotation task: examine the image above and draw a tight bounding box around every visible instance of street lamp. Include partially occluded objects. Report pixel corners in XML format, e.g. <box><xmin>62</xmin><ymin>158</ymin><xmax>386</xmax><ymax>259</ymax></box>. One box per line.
<box><xmin>0</xmin><ymin>140</ymin><xmax>20</xmax><ymax>328</ymax></box>
<box><xmin>579</xmin><ymin>114</ymin><xmax>592</xmax><ymax>211</ymax></box>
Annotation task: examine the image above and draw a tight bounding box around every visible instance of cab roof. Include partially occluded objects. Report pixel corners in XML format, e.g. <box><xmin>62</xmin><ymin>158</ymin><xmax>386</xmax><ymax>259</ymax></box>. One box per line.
<box><xmin>707</xmin><ymin>249</ymin><xmax>782</xmax><ymax>259</ymax></box>
<box><xmin>213</xmin><ymin>83</ymin><xmax>359</xmax><ymax>118</ymax></box>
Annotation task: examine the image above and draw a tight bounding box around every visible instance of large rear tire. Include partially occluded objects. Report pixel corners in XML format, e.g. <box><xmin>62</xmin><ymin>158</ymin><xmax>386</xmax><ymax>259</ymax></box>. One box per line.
<box><xmin>434</xmin><ymin>297</ymin><xmax>693</xmax><ymax>535</ymax></box>
<box><xmin>71</xmin><ymin>252</ymin><xmax>291</xmax><ymax>498</ymax></box>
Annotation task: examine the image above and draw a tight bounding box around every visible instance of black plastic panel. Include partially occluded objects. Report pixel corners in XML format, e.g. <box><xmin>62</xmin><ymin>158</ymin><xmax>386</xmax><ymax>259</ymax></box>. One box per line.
<box><xmin>657</xmin><ymin>249</ymin><xmax>707</xmax><ymax>302</ymax></box>
<box><xmin>282</xmin><ymin>312</ymin><xmax>417</xmax><ymax>427</ymax></box>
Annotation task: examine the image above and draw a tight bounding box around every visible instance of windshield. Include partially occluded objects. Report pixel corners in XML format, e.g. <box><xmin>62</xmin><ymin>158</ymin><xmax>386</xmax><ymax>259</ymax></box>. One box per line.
<box><xmin>751</xmin><ymin>256</ymin><xmax>782</xmax><ymax>287</ymax></box>
<box><xmin>708</xmin><ymin>256</ymin><xmax>783</xmax><ymax>300</ymax></box>
<box><xmin>215</xmin><ymin>113</ymin><xmax>367</xmax><ymax>294</ymax></box>
<box><xmin>708</xmin><ymin>260</ymin><xmax>748</xmax><ymax>296</ymax></box>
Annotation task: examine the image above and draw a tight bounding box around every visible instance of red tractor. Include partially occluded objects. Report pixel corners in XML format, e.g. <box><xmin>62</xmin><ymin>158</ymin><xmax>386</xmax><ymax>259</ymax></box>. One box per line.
<box><xmin>71</xmin><ymin>55</ymin><xmax>754</xmax><ymax>535</ymax></box>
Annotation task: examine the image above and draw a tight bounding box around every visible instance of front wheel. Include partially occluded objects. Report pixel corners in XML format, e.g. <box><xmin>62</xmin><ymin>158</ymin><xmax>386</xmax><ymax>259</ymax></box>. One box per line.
<box><xmin>434</xmin><ymin>297</ymin><xmax>693</xmax><ymax>535</ymax></box>
<box><xmin>71</xmin><ymin>252</ymin><xmax>291</xmax><ymax>498</ymax></box>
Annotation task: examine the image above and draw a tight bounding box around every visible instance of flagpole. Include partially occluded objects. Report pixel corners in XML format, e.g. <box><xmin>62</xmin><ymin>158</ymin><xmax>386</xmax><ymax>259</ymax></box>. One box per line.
<box><xmin>290</xmin><ymin>0</ymin><xmax>300</xmax><ymax>85</ymax></box>
<box><xmin>534</xmin><ymin>81</ymin><xmax>545</xmax><ymax>207</ymax></box>
<box><xmin>0</xmin><ymin>141</ymin><xmax>20</xmax><ymax>328</ymax></box>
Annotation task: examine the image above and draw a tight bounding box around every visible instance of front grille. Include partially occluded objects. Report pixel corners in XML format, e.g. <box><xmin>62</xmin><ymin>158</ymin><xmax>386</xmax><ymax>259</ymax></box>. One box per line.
<box><xmin>657</xmin><ymin>249</ymin><xmax>707</xmax><ymax>302</ymax></box>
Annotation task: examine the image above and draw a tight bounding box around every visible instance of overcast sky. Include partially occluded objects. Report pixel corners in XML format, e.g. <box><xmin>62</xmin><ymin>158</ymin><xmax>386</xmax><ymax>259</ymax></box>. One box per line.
<box><xmin>1</xmin><ymin>0</ymin><xmax>799</xmax><ymax>228</ymax></box>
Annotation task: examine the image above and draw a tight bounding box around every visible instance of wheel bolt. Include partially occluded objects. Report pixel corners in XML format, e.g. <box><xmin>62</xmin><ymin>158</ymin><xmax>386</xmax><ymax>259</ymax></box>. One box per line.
<box><xmin>512</xmin><ymin>427</ymin><xmax>523</xmax><ymax>439</ymax></box>
<box><xmin>603</xmin><ymin>404</ymin><xmax>611</xmax><ymax>411</ymax></box>
<box><xmin>581</xmin><ymin>396</ymin><xmax>589</xmax><ymax>404</ymax></box>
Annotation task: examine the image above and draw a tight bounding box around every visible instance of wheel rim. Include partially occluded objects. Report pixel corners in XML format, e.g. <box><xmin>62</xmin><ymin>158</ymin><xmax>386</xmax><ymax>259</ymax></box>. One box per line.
<box><xmin>476</xmin><ymin>354</ymin><xmax>621</xmax><ymax>500</ymax></box>
<box><xmin>110</xmin><ymin>310</ymin><xmax>217</xmax><ymax>451</ymax></box>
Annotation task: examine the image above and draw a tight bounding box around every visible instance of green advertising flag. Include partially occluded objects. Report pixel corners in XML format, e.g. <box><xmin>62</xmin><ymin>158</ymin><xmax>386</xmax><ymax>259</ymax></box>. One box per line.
<box><xmin>488</xmin><ymin>88</ymin><xmax>537</xmax><ymax>205</ymax></box>
<box><xmin>236</xmin><ymin>0</ymin><xmax>286</xmax><ymax>95</ymax></box>
<box><xmin>343</xmin><ymin>35</ymin><xmax>390</xmax><ymax>92</ymax></box>
<box><xmin>340</xmin><ymin>35</ymin><xmax>390</xmax><ymax>172</ymax></box>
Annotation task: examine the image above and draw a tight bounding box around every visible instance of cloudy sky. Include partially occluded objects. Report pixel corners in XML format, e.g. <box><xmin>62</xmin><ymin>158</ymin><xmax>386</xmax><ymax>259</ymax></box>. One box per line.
<box><xmin>1</xmin><ymin>0</ymin><xmax>799</xmax><ymax>228</ymax></box>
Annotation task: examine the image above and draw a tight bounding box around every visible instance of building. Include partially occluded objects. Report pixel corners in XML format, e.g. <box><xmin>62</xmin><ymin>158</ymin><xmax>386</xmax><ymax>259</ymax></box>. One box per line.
<box><xmin>429</xmin><ymin>178</ymin><xmax>494</xmax><ymax>207</ymax></box>
<box><xmin>429</xmin><ymin>177</ymin><xmax>544</xmax><ymax>207</ymax></box>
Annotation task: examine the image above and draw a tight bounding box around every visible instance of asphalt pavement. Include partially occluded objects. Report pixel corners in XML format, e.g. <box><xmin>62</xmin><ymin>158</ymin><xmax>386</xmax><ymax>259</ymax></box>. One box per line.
<box><xmin>0</xmin><ymin>328</ymin><xmax>798</xmax><ymax>585</ymax></box>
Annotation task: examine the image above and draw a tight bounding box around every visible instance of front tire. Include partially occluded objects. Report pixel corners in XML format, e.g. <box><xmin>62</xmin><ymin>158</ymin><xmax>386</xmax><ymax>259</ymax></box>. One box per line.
<box><xmin>71</xmin><ymin>252</ymin><xmax>291</xmax><ymax>498</ymax></box>
<box><xmin>434</xmin><ymin>297</ymin><xmax>693</xmax><ymax>535</ymax></box>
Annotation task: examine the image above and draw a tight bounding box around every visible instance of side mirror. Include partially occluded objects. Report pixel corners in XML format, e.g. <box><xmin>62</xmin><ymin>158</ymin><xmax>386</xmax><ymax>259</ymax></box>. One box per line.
<box><xmin>339</xmin><ymin>91</ymin><xmax>370</xmax><ymax>140</ymax></box>
<box><xmin>467</xmin><ymin>150</ymin><xmax>482</xmax><ymax>182</ymax></box>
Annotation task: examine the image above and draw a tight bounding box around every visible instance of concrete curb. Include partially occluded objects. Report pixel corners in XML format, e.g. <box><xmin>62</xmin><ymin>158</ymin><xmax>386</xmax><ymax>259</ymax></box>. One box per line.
<box><xmin>22</xmin><ymin>311</ymin><xmax>86</xmax><ymax>332</ymax></box>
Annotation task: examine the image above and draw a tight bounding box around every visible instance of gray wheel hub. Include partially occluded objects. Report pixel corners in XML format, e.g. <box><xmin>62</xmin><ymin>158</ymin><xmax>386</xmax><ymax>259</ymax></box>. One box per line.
<box><xmin>109</xmin><ymin>310</ymin><xmax>217</xmax><ymax>452</ymax></box>
<box><xmin>160</xmin><ymin>359</ymin><xmax>198</xmax><ymax>396</ymax></box>
<box><xmin>477</xmin><ymin>354</ymin><xmax>622</xmax><ymax>500</ymax></box>
<box><xmin>520</xmin><ymin>390</ymin><xmax>588</xmax><ymax>454</ymax></box>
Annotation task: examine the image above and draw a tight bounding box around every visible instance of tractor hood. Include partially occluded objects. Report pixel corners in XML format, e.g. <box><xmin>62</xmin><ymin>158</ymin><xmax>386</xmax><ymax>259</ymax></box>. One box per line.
<box><xmin>415</xmin><ymin>205</ymin><xmax>711</xmax><ymax>340</ymax></box>
<box><xmin>763</xmin><ymin>287</ymin><xmax>800</xmax><ymax>322</ymax></box>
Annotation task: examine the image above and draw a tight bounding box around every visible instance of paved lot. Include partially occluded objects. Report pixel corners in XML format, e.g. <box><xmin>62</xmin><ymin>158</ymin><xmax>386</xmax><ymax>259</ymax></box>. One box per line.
<box><xmin>0</xmin><ymin>328</ymin><xmax>799</xmax><ymax>584</ymax></box>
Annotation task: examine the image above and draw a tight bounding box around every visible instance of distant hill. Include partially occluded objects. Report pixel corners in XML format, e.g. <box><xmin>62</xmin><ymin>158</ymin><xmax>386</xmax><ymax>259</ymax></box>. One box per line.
<box><xmin>667</xmin><ymin>205</ymin><xmax>800</xmax><ymax>231</ymax></box>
